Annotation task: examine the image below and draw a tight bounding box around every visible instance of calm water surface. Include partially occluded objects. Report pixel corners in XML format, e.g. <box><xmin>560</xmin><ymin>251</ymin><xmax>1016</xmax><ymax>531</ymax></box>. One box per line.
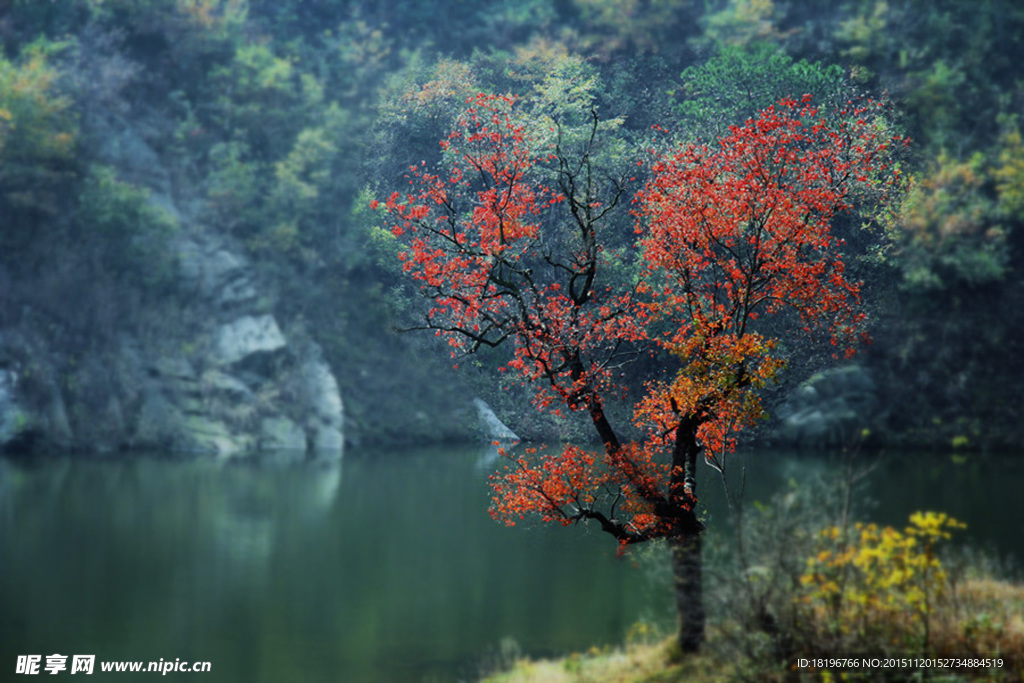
<box><xmin>1</xmin><ymin>445</ymin><xmax>1020</xmax><ymax>682</ymax></box>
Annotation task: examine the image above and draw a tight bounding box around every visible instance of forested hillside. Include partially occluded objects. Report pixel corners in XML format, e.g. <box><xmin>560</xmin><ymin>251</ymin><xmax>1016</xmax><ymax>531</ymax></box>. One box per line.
<box><xmin>1</xmin><ymin>0</ymin><xmax>1021</xmax><ymax>453</ymax></box>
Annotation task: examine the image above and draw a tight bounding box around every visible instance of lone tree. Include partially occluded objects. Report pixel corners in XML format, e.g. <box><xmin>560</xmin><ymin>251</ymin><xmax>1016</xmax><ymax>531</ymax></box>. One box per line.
<box><xmin>374</xmin><ymin>93</ymin><xmax>903</xmax><ymax>652</ymax></box>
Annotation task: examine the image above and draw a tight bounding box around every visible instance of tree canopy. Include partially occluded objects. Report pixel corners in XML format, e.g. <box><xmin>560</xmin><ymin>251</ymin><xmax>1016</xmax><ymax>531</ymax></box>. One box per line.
<box><xmin>376</xmin><ymin>88</ymin><xmax>905</xmax><ymax>650</ymax></box>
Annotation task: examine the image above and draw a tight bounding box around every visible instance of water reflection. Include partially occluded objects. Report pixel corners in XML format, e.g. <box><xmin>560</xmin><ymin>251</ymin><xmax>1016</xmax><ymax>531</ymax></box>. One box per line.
<box><xmin>0</xmin><ymin>447</ymin><xmax>653</xmax><ymax>682</ymax></box>
<box><xmin>210</xmin><ymin>458</ymin><xmax>342</xmax><ymax>589</ymax></box>
<box><xmin>474</xmin><ymin>440</ymin><xmax>515</xmax><ymax>470</ymax></box>
<box><xmin>0</xmin><ymin>455</ymin><xmax>347</xmax><ymax>681</ymax></box>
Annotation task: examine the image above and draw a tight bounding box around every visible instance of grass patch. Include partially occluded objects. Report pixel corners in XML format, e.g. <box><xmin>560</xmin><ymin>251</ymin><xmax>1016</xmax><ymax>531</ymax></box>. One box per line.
<box><xmin>484</xmin><ymin>636</ymin><xmax>729</xmax><ymax>683</ymax></box>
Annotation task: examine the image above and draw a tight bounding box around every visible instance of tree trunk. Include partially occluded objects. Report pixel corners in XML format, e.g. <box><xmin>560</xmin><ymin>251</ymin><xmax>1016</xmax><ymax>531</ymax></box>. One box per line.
<box><xmin>670</xmin><ymin>410</ymin><xmax>706</xmax><ymax>653</ymax></box>
<box><xmin>670</xmin><ymin>533</ymin><xmax>705</xmax><ymax>653</ymax></box>
<box><xmin>583</xmin><ymin>375</ymin><xmax>709</xmax><ymax>653</ymax></box>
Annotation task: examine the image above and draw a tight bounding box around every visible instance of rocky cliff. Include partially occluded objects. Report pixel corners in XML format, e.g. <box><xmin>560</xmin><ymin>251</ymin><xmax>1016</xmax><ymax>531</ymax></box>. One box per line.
<box><xmin>0</xmin><ymin>112</ymin><xmax>344</xmax><ymax>458</ymax></box>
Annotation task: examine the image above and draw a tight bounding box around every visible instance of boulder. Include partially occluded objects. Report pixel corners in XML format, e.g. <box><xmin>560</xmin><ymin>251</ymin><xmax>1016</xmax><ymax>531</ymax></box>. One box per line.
<box><xmin>214</xmin><ymin>315</ymin><xmax>286</xmax><ymax>366</ymax></box>
<box><xmin>775</xmin><ymin>364</ymin><xmax>879</xmax><ymax>449</ymax></box>
<box><xmin>473</xmin><ymin>398</ymin><xmax>520</xmax><ymax>442</ymax></box>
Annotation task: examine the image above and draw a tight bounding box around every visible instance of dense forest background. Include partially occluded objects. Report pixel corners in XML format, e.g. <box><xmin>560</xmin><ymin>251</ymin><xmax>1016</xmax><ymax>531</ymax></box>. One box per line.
<box><xmin>1</xmin><ymin>0</ymin><xmax>1022</xmax><ymax>453</ymax></box>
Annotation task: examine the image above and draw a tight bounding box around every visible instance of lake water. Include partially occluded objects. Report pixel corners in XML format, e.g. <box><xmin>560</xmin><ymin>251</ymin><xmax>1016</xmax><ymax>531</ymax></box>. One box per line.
<box><xmin>1</xmin><ymin>445</ymin><xmax>1021</xmax><ymax>682</ymax></box>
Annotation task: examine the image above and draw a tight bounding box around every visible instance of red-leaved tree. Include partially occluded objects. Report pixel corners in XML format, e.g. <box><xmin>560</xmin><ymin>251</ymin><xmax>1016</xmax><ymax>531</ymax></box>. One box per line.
<box><xmin>374</xmin><ymin>93</ymin><xmax>904</xmax><ymax>653</ymax></box>
<box><xmin>373</xmin><ymin>93</ymin><xmax>640</xmax><ymax>447</ymax></box>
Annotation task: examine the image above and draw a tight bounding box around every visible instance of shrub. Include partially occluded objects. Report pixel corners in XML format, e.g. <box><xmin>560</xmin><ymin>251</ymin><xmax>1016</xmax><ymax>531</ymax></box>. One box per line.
<box><xmin>701</xmin><ymin>475</ymin><xmax>1023</xmax><ymax>681</ymax></box>
<box><xmin>797</xmin><ymin>511</ymin><xmax>966</xmax><ymax>653</ymax></box>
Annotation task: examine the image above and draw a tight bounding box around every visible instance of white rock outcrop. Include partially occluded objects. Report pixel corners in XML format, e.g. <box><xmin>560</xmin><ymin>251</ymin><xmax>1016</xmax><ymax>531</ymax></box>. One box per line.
<box><xmin>215</xmin><ymin>315</ymin><xmax>287</xmax><ymax>366</ymax></box>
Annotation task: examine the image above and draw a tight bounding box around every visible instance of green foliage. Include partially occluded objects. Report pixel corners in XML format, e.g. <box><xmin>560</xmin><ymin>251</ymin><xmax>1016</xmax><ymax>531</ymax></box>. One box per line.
<box><xmin>77</xmin><ymin>165</ymin><xmax>179</xmax><ymax>287</ymax></box>
<box><xmin>834</xmin><ymin>0</ymin><xmax>892</xmax><ymax>66</ymax></box>
<box><xmin>85</xmin><ymin>0</ymin><xmax>248</xmax><ymax>42</ymax></box>
<box><xmin>317</xmin><ymin>16</ymin><xmax>393</xmax><ymax>109</ymax></box>
<box><xmin>78</xmin><ymin>0</ymin><xmax>244</xmax><ymax>99</ymax></box>
<box><xmin>697</xmin><ymin>0</ymin><xmax>786</xmax><ymax>49</ymax></box>
<box><xmin>569</xmin><ymin>0</ymin><xmax>700</xmax><ymax>58</ymax></box>
<box><xmin>78</xmin><ymin>164</ymin><xmax>176</xmax><ymax>235</ymax></box>
<box><xmin>904</xmin><ymin>58</ymin><xmax>968</xmax><ymax>152</ymax></box>
<box><xmin>371</xmin><ymin>55</ymin><xmax>482</xmax><ymax>184</ymax></box>
<box><xmin>893</xmin><ymin>118</ymin><xmax>1022</xmax><ymax>298</ymax></box>
<box><xmin>520</xmin><ymin>53</ymin><xmax>633</xmax><ymax>196</ymax></box>
<box><xmin>254</xmin><ymin>103</ymin><xmax>351</xmax><ymax>262</ymax></box>
<box><xmin>950</xmin><ymin>434</ymin><xmax>970</xmax><ymax>450</ymax></box>
<box><xmin>995</xmin><ymin>119</ymin><xmax>1024</xmax><ymax>221</ymax></box>
<box><xmin>528</xmin><ymin>51</ymin><xmax>603</xmax><ymax>120</ymax></box>
<box><xmin>172</xmin><ymin>0</ymin><xmax>250</xmax><ymax>34</ymax></box>
<box><xmin>204</xmin><ymin>139</ymin><xmax>262</xmax><ymax>232</ymax></box>
<box><xmin>0</xmin><ymin>41</ymin><xmax>77</xmax><ymax>221</ymax></box>
<box><xmin>248</xmin><ymin>0</ymin><xmax>553</xmax><ymax>59</ymax></box>
<box><xmin>897</xmin><ymin>152</ymin><xmax>1009</xmax><ymax>291</ymax></box>
<box><xmin>354</xmin><ymin>187</ymin><xmax>403</xmax><ymax>273</ymax></box>
<box><xmin>274</xmin><ymin>108</ymin><xmax>345</xmax><ymax>202</ymax></box>
<box><xmin>3</xmin><ymin>1</ymin><xmax>90</xmax><ymax>50</ymax></box>
<box><xmin>208</xmin><ymin>41</ymin><xmax>304</xmax><ymax>158</ymax></box>
<box><xmin>835</xmin><ymin>0</ymin><xmax>1024</xmax><ymax>154</ymax></box>
<box><xmin>675</xmin><ymin>44</ymin><xmax>848</xmax><ymax>140</ymax></box>
<box><xmin>180</xmin><ymin>19</ymin><xmax>387</xmax><ymax>267</ymax></box>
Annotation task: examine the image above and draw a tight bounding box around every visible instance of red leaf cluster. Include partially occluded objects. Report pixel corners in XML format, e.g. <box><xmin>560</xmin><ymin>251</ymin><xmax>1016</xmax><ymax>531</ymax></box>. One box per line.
<box><xmin>375</xmin><ymin>94</ymin><xmax>905</xmax><ymax>546</ymax></box>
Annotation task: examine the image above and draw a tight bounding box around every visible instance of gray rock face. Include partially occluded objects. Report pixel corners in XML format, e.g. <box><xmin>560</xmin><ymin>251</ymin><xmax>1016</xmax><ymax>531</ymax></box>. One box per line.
<box><xmin>177</xmin><ymin>415</ymin><xmax>252</xmax><ymax>456</ymax></box>
<box><xmin>473</xmin><ymin>398</ymin><xmax>520</xmax><ymax>442</ymax></box>
<box><xmin>299</xmin><ymin>351</ymin><xmax>344</xmax><ymax>454</ymax></box>
<box><xmin>775</xmin><ymin>365</ymin><xmax>879</xmax><ymax>449</ymax></box>
<box><xmin>200</xmin><ymin>370</ymin><xmax>253</xmax><ymax>401</ymax></box>
<box><xmin>260</xmin><ymin>416</ymin><xmax>307</xmax><ymax>451</ymax></box>
<box><xmin>0</xmin><ymin>307</ymin><xmax>349</xmax><ymax>458</ymax></box>
<box><xmin>177</xmin><ymin>236</ymin><xmax>258</xmax><ymax>310</ymax></box>
<box><xmin>0</xmin><ymin>369</ymin><xmax>28</xmax><ymax>448</ymax></box>
<box><xmin>92</xmin><ymin>112</ymin><xmax>174</xmax><ymax>206</ymax></box>
<box><xmin>134</xmin><ymin>389</ymin><xmax>181</xmax><ymax>446</ymax></box>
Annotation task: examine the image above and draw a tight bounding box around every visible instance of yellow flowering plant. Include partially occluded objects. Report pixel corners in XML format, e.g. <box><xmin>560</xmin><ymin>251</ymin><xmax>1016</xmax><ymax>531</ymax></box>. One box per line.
<box><xmin>799</xmin><ymin>511</ymin><xmax>966</xmax><ymax>650</ymax></box>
